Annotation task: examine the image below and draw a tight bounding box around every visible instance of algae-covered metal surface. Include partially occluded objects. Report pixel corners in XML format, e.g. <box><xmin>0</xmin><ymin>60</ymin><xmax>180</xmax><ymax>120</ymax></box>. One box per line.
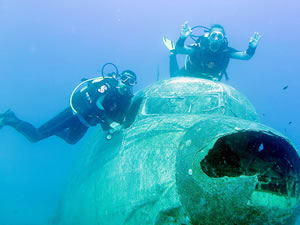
<box><xmin>55</xmin><ymin>78</ymin><xmax>300</xmax><ymax>225</ymax></box>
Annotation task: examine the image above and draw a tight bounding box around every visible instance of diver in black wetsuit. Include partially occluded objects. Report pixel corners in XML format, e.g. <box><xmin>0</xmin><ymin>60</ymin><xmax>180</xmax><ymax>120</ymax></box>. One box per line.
<box><xmin>163</xmin><ymin>21</ymin><xmax>262</xmax><ymax>81</ymax></box>
<box><xmin>0</xmin><ymin>70</ymin><xmax>137</xmax><ymax>144</ymax></box>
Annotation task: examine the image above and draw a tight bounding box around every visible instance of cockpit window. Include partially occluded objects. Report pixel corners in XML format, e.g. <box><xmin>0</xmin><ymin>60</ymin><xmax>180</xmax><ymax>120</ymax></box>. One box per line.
<box><xmin>143</xmin><ymin>95</ymin><xmax>221</xmax><ymax>115</ymax></box>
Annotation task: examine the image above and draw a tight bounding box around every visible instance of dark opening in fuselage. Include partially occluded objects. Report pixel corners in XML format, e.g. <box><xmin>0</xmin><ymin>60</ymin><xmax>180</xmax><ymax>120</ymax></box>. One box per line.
<box><xmin>200</xmin><ymin>131</ymin><xmax>300</xmax><ymax>198</ymax></box>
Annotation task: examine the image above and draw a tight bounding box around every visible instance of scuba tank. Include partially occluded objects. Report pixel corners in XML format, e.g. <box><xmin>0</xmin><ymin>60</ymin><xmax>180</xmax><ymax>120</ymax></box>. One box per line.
<box><xmin>70</xmin><ymin>63</ymin><xmax>119</xmax><ymax>115</ymax></box>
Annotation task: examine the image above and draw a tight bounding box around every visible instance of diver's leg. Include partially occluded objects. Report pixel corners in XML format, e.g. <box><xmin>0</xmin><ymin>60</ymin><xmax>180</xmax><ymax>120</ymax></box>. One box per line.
<box><xmin>55</xmin><ymin>118</ymin><xmax>88</xmax><ymax>145</ymax></box>
<box><xmin>37</xmin><ymin>107</ymin><xmax>89</xmax><ymax>144</ymax></box>
<box><xmin>0</xmin><ymin>108</ymin><xmax>80</xmax><ymax>143</ymax></box>
<box><xmin>36</xmin><ymin>108</ymin><xmax>75</xmax><ymax>136</ymax></box>
<box><xmin>169</xmin><ymin>52</ymin><xmax>179</xmax><ymax>77</ymax></box>
<box><xmin>0</xmin><ymin>109</ymin><xmax>49</xmax><ymax>142</ymax></box>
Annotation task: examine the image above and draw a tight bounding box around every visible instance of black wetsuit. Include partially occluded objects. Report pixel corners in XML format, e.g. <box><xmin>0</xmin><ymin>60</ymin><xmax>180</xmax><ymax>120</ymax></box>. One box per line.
<box><xmin>170</xmin><ymin>36</ymin><xmax>238</xmax><ymax>80</ymax></box>
<box><xmin>8</xmin><ymin>77</ymin><xmax>133</xmax><ymax>144</ymax></box>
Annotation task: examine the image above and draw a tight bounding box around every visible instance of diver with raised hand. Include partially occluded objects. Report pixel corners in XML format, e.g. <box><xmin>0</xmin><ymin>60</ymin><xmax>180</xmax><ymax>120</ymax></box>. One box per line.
<box><xmin>163</xmin><ymin>21</ymin><xmax>262</xmax><ymax>80</ymax></box>
<box><xmin>0</xmin><ymin>63</ymin><xmax>137</xmax><ymax>144</ymax></box>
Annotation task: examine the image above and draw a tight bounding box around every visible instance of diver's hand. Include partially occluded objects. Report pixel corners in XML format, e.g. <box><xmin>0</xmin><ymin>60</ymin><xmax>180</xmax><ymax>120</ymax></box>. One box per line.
<box><xmin>180</xmin><ymin>21</ymin><xmax>192</xmax><ymax>39</ymax></box>
<box><xmin>105</xmin><ymin>124</ymin><xmax>123</xmax><ymax>140</ymax></box>
<box><xmin>249</xmin><ymin>32</ymin><xmax>262</xmax><ymax>48</ymax></box>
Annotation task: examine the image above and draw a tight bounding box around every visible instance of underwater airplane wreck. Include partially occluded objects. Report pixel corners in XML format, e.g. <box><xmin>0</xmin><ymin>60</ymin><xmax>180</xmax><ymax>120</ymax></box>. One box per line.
<box><xmin>54</xmin><ymin>77</ymin><xmax>300</xmax><ymax>225</ymax></box>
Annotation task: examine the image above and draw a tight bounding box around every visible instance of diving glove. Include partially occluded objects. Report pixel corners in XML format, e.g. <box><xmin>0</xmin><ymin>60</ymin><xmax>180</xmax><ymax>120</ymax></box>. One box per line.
<box><xmin>163</xmin><ymin>37</ymin><xmax>175</xmax><ymax>52</ymax></box>
<box><xmin>0</xmin><ymin>109</ymin><xmax>18</xmax><ymax>129</ymax></box>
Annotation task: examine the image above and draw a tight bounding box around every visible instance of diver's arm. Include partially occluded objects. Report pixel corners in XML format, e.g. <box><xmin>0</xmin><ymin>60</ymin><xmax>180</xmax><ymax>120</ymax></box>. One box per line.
<box><xmin>231</xmin><ymin>50</ymin><xmax>253</xmax><ymax>60</ymax></box>
<box><xmin>231</xmin><ymin>32</ymin><xmax>262</xmax><ymax>60</ymax></box>
<box><xmin>95</xmin><ymin>82</ymin><xmax>110</xmax><ymax>110</ymax></box>
<box><xmin>96</xmin><ymin>95</ymin><xmax>105</xmax><ymax>110</ymax></box>
<box><xmin>175</xmin><ymin>37</ymin><xmax>195</xmax><ymax>54</ymax></box>
<box><xmin>96</xmin><ymin>96</ymin><xmax>113</xmax><ymax>132</ymax></box>
<box><xmin>175</xmin><ymin>21</ymin><xmax>195</xmax><ymax>55</ymax></box>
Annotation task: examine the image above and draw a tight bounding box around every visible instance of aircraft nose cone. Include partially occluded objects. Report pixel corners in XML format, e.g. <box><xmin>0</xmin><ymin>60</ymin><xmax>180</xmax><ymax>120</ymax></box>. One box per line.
<box><xmin>176</xmin><ymin>116</ymin><xmax>300</xmax><ymax>225</ymax></box>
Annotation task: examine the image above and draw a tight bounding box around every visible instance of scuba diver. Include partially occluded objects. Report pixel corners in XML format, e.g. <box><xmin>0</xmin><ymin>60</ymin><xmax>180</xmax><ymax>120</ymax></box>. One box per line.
<box><xmin>163</xmin><ymin>21</ymin><xmax>262</xmax><ymax>81</ymax></box>
<box><xmin>0</xmin><ymin>64</ymin><xmax>137</xmax><ymax>144</ymax></box>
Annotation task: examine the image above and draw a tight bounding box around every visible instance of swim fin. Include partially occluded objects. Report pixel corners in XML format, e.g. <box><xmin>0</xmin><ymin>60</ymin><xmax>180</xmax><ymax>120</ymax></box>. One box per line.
<box><xmin>0</xmin><ymin>110</ymin><xmax>8</xmax><ymax>129</ymax></box>
<box><xmin>163</xmin><ymin>37</ymin><xmax>175</xmax><ymax>51</ymax></box>
<box><xmin>0</xmin><ymin>109</ymin><xmax>18</xmax><ymax>128</ymax></box>
<box><xmin>0</xmin><ymin>117</ymin><xmax>4</xmax><ymax>129</ymax></box>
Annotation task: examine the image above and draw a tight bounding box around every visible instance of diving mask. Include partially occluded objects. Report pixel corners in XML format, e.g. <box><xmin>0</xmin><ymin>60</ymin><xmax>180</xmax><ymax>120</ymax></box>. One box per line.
<box><xmin>209</xmin><ymin>31</ymin><xmax>225</xmax><ymax>42</ymax></box>
<box><xmin>208</xmin><ymin>31</ymin><xmax>225</xmax><ymax>52</ymax></box>
<box><xmin>120</xmin><ymin>73</ymin><xmax>137</xmax><ymax>86</ymax></box>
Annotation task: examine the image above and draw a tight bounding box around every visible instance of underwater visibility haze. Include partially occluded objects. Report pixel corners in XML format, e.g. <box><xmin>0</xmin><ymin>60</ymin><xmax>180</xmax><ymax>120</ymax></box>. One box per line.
<box><xmin>0</xmin><ymin>0</ymin><xmax>299</xmax><ymax>224</ymax></box>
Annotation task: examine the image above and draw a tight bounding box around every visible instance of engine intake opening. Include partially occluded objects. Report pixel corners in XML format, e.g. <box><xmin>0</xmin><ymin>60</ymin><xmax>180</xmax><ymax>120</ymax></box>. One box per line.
<box><xmin>200</xmin><ymin>131</ymin><xmax>300</xmax><ymax>198</ymax></box>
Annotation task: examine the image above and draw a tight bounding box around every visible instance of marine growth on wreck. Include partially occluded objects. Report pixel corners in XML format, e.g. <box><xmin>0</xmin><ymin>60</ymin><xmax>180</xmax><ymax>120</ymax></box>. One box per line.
<box><xmin>55</xmin><ymin>78</ymin><xmax>300</xmax><ymax>225</ymax></box>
